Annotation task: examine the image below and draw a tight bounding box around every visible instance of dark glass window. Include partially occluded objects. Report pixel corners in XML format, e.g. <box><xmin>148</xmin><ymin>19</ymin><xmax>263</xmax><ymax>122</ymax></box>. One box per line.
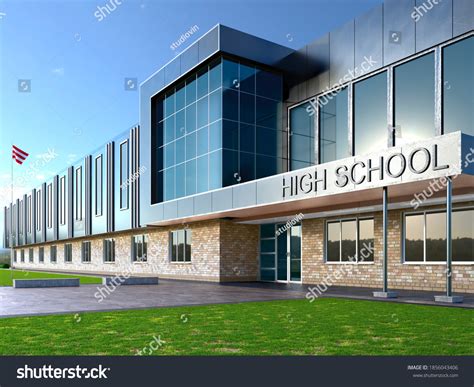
<box><xmin>222</xmin><ymin>120</ymin><xmax>239</xmax><ymax>151</ymax></box>
<box><xmin>223</xmin><ymin>89</ymin><xmax>238</xmax><ymax>121</ymax></box>
<box><xmin>175</xmin><ymin>109</ymin><xmax>185</xmax><ymax>138</ymax></box>
<box><xmin>404</xmin><ymin>214</ymin><xmax>424</xmax><ymax>262</ymax></box>
<box><xmin>256</xmin><ymin>127</ymin><xmax>277</xmax><ymax>157</ymax></box>
<box><xmin>103</xmin><ymin>239</ymin><xmax>115</xmax><ymax>262</ymax></box>
<box><xmin>197</xmin><ymin>68</ymin><xmax>208</xmax><ymax>99</ymax></box>
<box><xmin>197</xmin><ymin>96</ymin><xmax>208</xmax><ymax>128</ymax></box>
<box><xmin>81</xmin><ymin>241</ymin><xmax>91</xmax><ymax>263</ymax></box>
<box><xmin>354</xmin><ymin>72</ymin><xmax>388</xmax><ymax>155</ymax></box>
<box><xmin>64</xmin><ymin>244</ymin><xmax>72</xmax><ymax>263</ymax></box>
<box><xmin>39</xmin><ymin>247</ymin><xmax>44</xmax><ymax>263</ymax></box>
<box><xmin>256</xmin><ymin>97</ymin><xmax>278</xmax><ymax>129</ymax></box>
<box><xmin>185</xmin><ymin>75</ymin><xmax>196</xmax><ymax>105</ymax></box>
<box><xmin>240</xmin><ymin>64</ymin><xmax>255</xmax><ymax>94</ymax></box>
<box><xmin>443</xmin><ymin>36</ymin><xmax>474</xmax><ymax>136</ymax></box>
<box><xmin>94</xmin><ymin>156</ymin><xmax>102</xmax><ymax>216</ymax></box>
<box><xmin>453</xmin><ymin>209</ymin><xmax>474</xmax><ymax>262</ymax></box>
<box><xmin>222</xmin><ymin>59</ymin><xmax>239</xmax><ymax>90</ymax></box>
<box><xmin>240</xmin><ymin>124</ymin><xmax>255</xmax><ymax>154</ymax></box>
<box><xmin>170</xmin><ymin>229</ymin><xmax>192</xmax><ymax>262</ymax></box>
<box><xmin>358</xmin><ymin>219</ymin><xmax>374</xmax><ymax>262</ymax></box>
<box><xmin>319</xmin><ymin>88</ymin><xmax>349</xmax><ymax>163</ymax></box>
<box><xmin>209</xmin><ymin>121</ymin><xmax>222</xmax><ymax>152</ymax></box>
<box><xmin>395</xmin><ymin>53</ymin><xmax>435</xmax><ymax>144</ymax></box>
<box><xmin>175</xmin><ymin>83</ymin><xmax>185</xmax><ymax>111</ymax></box>
<box><xmin>164</xmin><ymin>92</ymin><xmax>175</xmax><ymax>118</ymax></box>
<box><xmin>132</xmin><ymin>235</ymin><xmax>148</xmax><ymax>262</ymax></box>
<box><xmin>256</xmin><ymin>69</ymin><xmax>282</xmax><ymax>100</ymax></box>
<box><xmin>209</xmin><ymin>89</ymin><xmax>221</xmax><ymax>123</ymax></box>
<box><xmin>50</xmin><ymin>245</ymin><xmax>57</xmax><ymax>263</ymax></box>
<box><xmin>209</xmin><ymin>59</ymin><xmax>222</xmax><ymax>92</ymax></box>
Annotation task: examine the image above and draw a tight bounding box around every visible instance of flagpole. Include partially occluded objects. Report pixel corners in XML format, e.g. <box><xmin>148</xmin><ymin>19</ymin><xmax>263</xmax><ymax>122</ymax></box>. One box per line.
<box><xmin>10</xmin><ymin>144</ymin><xmax>14</xmax><ymax>279</ymax></box>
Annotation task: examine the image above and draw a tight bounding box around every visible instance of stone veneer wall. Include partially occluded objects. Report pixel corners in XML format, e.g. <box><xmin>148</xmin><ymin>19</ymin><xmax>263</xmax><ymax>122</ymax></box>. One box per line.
<box><xmin>12</xmin><ymin>219</ymin><xmax>260</xmax><ymax>283</ymax></box>
<box><xmin>302</xmin><ymin>204</ymin><xmax>473</xmax><ymax>293</ymax></box>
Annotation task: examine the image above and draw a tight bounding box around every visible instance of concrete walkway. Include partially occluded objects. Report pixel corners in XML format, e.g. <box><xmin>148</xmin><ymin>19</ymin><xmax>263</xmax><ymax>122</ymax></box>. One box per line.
<box><xmin>0</xmin><ymin>280</ymin><xmax>472</xmax><ymax>318</ymax></box>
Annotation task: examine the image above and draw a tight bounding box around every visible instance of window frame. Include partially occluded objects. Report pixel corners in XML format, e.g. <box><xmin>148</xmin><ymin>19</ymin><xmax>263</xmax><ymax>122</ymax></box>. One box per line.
<box><xmin>50</xmin><ymin>245</ymin><xmax>57</xmax><ymax>263</ymax></box>
<box><xmin>169</xmin><ymin>229</ymin><xmax>192</xmax><ymax>263</ymax></box>
<box><xmin>59</xmin><ymin>176</ymin><xmax>66</xmax><ymax>225</ymax></box>
<box><xmin>75</xmin><ymin>167</ymin><xmax>83</xmax><ymax>221</ymax></box>
<box><xmin>402</xmin><ymin>207</ymin><xmax>474</xmax><ymax>265</ymax></box>
<box><xmin>103</xmin><ymin>239</ymin><xmax>116</xmax><ymax>263</ymax></box>
<box><xmin>132</xmin><ymin>235</ymin><xmax>148</xmax><ymax>263</ymax></box>
<box><xmin>29</xmin><ymin>248</ymin><xmax>33</xmax><ymax>263</ymax></box>
<box><xmin>36</xmin><ymin>190</ymin><xmax>41</xmax><ymax>231</ymax></box>
<box><xmin>119</xmin><ymin>140</ymin><xmax>129</xmax><ymax>210</ymax></box>
<box><xmin>39</xmin><ymin>247</ymin><xmax>44</xmax><ymax>263</ymax></box>
<box><xmin>64</xmin><ymin>243</ymin><xmax>73</xmax><ymax>263</ymax></box>
<box><xmin>81</xmin><ymin>241</ymin><xmax>91</xmax><ymax>263</ymax></box>
<box><xmin>95</xmin><ymin>155</ymin><xmax>103</xmax><ymax>216</ymax></box>
<box><xmin>47</xmin><ymin>183</ymin><xmax>53</xmax><ymax>229</ymax></box>
<box><xmin>324</xmin><ymin>216</ymin><xmax>375</xmax><ymax>264</ymax></box>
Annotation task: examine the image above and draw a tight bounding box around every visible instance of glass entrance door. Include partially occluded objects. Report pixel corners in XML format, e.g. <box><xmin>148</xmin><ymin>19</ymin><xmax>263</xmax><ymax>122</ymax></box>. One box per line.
<box><xmin>260</xmin><ymin>223</ymin><xmax>301</xmax><ymax>283</ymax></box>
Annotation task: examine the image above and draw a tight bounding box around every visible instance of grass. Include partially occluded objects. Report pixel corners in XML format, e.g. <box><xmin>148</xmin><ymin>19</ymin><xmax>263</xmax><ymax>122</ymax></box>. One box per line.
<box><xmin>0</xmin><ymin>268</ymin><xmax>102</xmax><ymax>286</ymax></box>
<box><xmin>0</xmin><ymin>298</ymin><xmax>472</xmax><ymax>355</ymax></box>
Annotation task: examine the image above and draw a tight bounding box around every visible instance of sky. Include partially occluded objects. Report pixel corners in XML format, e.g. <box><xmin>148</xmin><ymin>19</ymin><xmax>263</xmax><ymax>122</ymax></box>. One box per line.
<box><xmin>0</xmin><ymin>0</ymin><xmax>382</xmax><ymax>242</ymax></box>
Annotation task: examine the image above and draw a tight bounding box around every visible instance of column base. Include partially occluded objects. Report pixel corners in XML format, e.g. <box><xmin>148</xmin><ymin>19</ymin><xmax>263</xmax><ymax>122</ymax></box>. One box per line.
<box><xmin>373</xmin><ymin>291</ymin><xmax>398</xmax><ymax>299</ymax></box>
<box><xmin>434</xmin><ymin>295</ymin><xmax>463</xmax><ymax>304</ymax></box>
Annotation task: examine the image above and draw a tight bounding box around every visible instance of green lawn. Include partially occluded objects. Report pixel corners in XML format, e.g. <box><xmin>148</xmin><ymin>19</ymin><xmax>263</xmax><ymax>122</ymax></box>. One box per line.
<box><xmin>0</xmin><ymin>268</ymin><xmax>102</xmax><ymax>286</ymax></box>
<box><xmin>0</xmin><ymin>298</ymin><xmax>472</xmax><ymax>355</ymax></box>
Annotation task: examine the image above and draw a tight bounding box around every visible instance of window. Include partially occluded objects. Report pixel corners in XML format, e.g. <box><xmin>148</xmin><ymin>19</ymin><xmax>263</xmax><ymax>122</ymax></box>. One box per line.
<box><xmin>59</xmin><ymin>176</ymin><xmax>66</xmax><ymax>225</ymax></box>
<box><xmin>354</xmin><ymin>72</ymin><xmax>388</xmax><ymax>155</ymax></box>
<box><xmin>319</xmin><ymin>87</ymin><xmax>349</xmax><ymax>163</ymax></box>
<box><xmin>132</xmin><ymin>235</ymin><xmax>148</xmax><ymax>262</ymax></box>
<box><xmin>75</xmin><ymin>167</ymin><xmax>82</xmax><ymax>220</ymax></box>
<box><xmin>13</xmin><ymin>250</ymin><xmax>17</xmax><ymax>262</ymax></box>
<box><xmin>443</xmin><ymin>36</ymin><xmax>474</xmax><ymax>136</ymax></box>
<box><xmin>64</xmin><ymin>243</ymin><xmax>72</xmax><ymax>263</ymax></box>
<box><xmin>81</xmin><ymin>241</ymin><xmax>91</xmax><ymax>263</ymax></box>
<box><xmin>36</xmin><ymin>190</ymin><xmax>41</xmax><ymax>231</ymax></box>
<box><xmin>289</xmin><ymin>101</ymin><xmax>315</xmax><ymax>170</ymax></box>
<box><xmin>404</xmin><ymin>209</ymin><xmax>474</xmax><ymax>263</ymax></box>
<box><xmin>95</xmin><ymin>155</ymin><xmax>103</xmax><ymax>216</ymax></box>
<box><xmin>50</xmin><ymin>245</ymin><xmax>57</xmax><ymax>263</ymax></box>
<box><xmin>19</xmin><ymin>200</ymin><xmax>23</xmax><ymax>234</ymax></box>
<box><xmin>27</xmin><ymin>195</ymin><xmax>32</xmax><ymax>233</ymax></box>
<box><xmin>47</xmin><ymin>183</ymin><xmax>53</xmax><ymax>228</ymax></box>
<box><xmin>20</xmin><ymin>249</ymin><xmax>25</xmax><ymax>262</ymax></box>
<box><xmin>29</xmin><ymin>248</ymin><xmax>33</xmax><ymax>263</ymax></box>
<box><xmin>170</xmin><ymin>229</ymin><xmax>192</xmax><ymax>262</ymax></box>
<box><xmin>39</xmin><ymin>247</ymin><xmax>44</xmax><ymax>263</ymax></box>
<box><xmin>120</xmin><ymin>141</ymin><xmax>129</xmax><ymax>210</ymax></box>
<box><xmin>103</xmin><ymin>239</ymin><xmax>115</xmax><ymax>262</ymax></box>
<box><xmin>394</xmin><ymin>53</ymin><xmax>435</xmax><ymax>145</ymax></box>
<box><xmin>326</xmin><ymin>218</ymin><xmax>374</xmax><ymax>263</ymax></box>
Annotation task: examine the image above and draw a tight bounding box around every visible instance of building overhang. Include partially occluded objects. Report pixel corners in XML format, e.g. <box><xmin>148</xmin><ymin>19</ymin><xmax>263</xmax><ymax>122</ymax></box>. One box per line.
<box><xmin>146</xmin><ymin>132</ymin><xmax>474</xmax><ymax>227</ymax></box>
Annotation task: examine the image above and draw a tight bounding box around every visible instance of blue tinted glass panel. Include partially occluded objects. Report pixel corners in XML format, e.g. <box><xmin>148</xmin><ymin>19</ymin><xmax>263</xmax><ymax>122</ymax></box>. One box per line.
<box><xmin>185</xmin><ymin>159</ymin><xmax>196</xmax><ymax>196</ymax></box>
<box><xmin>197</xmin><ymin>126</ymin><xmax>208</xmax><ymax>156</ymax></box>
<box><xmin>222</xmin><ymin>149</ymin><xmax>239</xmax><ymax>186</ymax></box>
<box><xmin>209</xmin><ymin>150</ymin><xmax>222</xmax><ymax>190</ymax></box>
<box><xmin>185</xmin><ymin>132</ymin><xmax>196</xmax><ymax>160</ymax></box>
<box><xmin>223</xmin><ymin>59</ymin><xmax>239</xmax><ymax>89</ymax></box>
<box><xmin>164</xmin><ymin>92</ymin><xmax>175</xmax><ymax>117</ymax></box>
<box><xmin>185</xmin><ymin>103</ymin><xmax>196</xmax><ymax>133</ymax></box>
<box><xmin>222</xmin><ymin>120</ymin><xmax>239</xmax><ymax>151</ymax></box>
<box><xmin>164</xmin><ymin>143</ymin><xmax>174</xmax><ymax>168</ymax></box>
<box><xmin>209</xmin><ymin>120</ymin><xmax>222</xmax><ymax>152</ymax></box>
<box><xmin>256</xmin><ymin>155</ymin><xmax>277</xmax><ymax>178</ymax></box>
<box><xmin>209</xmin><ymin>89</ymin><xmax>222</xmax><ymax>123</ymax></box>
<box><xmin>223</xmin><ymin>89</ymin><xmax>238</xmax><ymax>121</ymax></box>
<box><xmin>196</xmin><ymin>155</ymin><xmax>208</xmax><ymax>193</ymax></box>
<box><xmin>175</xmin><ymin>109</ymin><xmax>185</xmax><ymax>138</ymax></box>
<box><xmin>260</xmin><ymin>269</ymin><xmax>275</xmax><ymax>281</ymax></box>
<box><xmin>290</xmin><ymin>102</ymin><xmax>314</xmax><ymax>137</ymax></box>
<box><xmin>395</xmin><ymin>53</ymin><xmax>435</xmax><ymax>144</ymax></box>
<box><xmin>319</xmin><ymin>88</ymin><xmax>349</xmax><ymax>163</ymax></box>
<box><xmin>175</xmin><ymin>83</ymin><xmax>185</xmax><ymax>111</ymax></box>
<box><xmin>240</xmin><ymin>152</ymin><xmax>255</xmax><ymax>182</ymax></box>
<box><xmin>260</xmin><ymin>224</ymin><xmax>275</xmax><ymax>238</ymax></box>
<box><xmin>256</xmin><ymin>97</ymin><xmax>278</xmax><ymax>129</ymax></box>
<box><xmin>197</xmin><ymin>68</ymin><xmax>209</xmax><ymax>99</ymax></box>
<box><xmin>257</xmin><ymin>127</ymin><xmax>277</xmax><ymax>157</ymax></box>
<box><xmin>260</xmin><ymin>254</ymin><xmax>275</xmax><ymax>268</ymax></box>
<box><xmin>164</xmin><ymin>115</ymin><xmax>175</xmax><ymax>143</ymax></box>
<box><xmin>185</xmin><ymin>75</ymin><xmax>196</xmax><ymax>105</ymax></box>
<box><xmin>164</xmin><ymin>167</ymin><xmax>175</xmax><ymax>201</ymax></box>
<box><xmin>291</xmin><ymin>134</ymin><xmax>313</xmax><ymax>163</ymax></box>
<box><xmin>256</xmin><ymin>70</ymin><xmax>282</xmax><ymax>100</ymax></box>
<box><xmin>240</xmin><ymin>124</ymin><xmax>255</xmax><ymax>153</ymax></box>
<box><xmin>240</xmin><ymin>64</ymin><xmax>255</xmax><ymax>94</ymax></box>
<box><xmin>240</xmin><ymin>92</ymin><xmax>255</xmax><ymax>124</ymax></box>
<box><xmin>175</xmin><ymin>137</ymin><xmax>185</xmax><ymax>164</ymax></box>
<box><xmin>443</xmin><ymin>37</ymin><xmax>474</xmax><ymax>136</ymax></box>
<box><xmin>209</xmin><ymin>59</ymin><xmax>222</xmax><ymax>92</ymax></box>
<box><xmin>175</xmin><ymin>163</ymin><xmax>185</xmax><ymax>198</ymax></box>
<box><xmin>197</xmin><ymin>96</ymin><xmax>208</xmax><ymax>128</ymax></box>
<box><xmin>260</xmin><ymin>239</ymin><xmax>275</xmax><ymax>253</ymax></box>
<box><xmin>354</xmin><ymin>72</ymin><xmax>387</xmax><ymax>155</ymax></box>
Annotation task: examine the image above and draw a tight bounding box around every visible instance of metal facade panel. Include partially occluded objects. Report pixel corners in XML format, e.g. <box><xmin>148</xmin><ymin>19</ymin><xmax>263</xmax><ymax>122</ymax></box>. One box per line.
<box><xmin>180</xmin><ymin>42</ymin><xmax>199</xmax><ymax>78</ymax></box>
<box><xmin>198</xmin><ymin>25</ymin><xmax>219</xmax><ymax>61</ymax></box>
<box><xmin>355</xmin><ymin>5</ymin><xmax>383</xmax><ymax>76</ymax></box>
<box><xmin>163</xmin><ymin>200</ymin><xmax>178</xmax><ymax>220</ymax></box>
<box><xmin>193</xmin><ymin>192</ymin><xmax>212</xmax><ymax>215</ymax></box>
<box><xmin>211</xmin><ymin>189</ymin><xmax>233</xmax><ymax>212</ymax></box>
<box><xmin>415</xmin><ymin>0</ymin><xmax>453</xmax><ymax>52</ymax></box>
<box><xmin>164</xmin><ymin>56</ymin><xmax>181</xmax><ymax>86</ymax></box>
<box><xmin>453</xmin><ymin>0</ymin><xmax>474</xmax><ymax>36</ymax></box>
<box><xmin>330</xmin><ymin>20</ymin><xmax>355</xmax><ymax>88</ymax></box>
<box><xmin>306</xmin><ymin>34</ymin><xmax>330</xmax><ymax>97</ymax></box>
<box><xmin>177</xmin><ymin>197</ymin><xmax>194</xmax><ymax>218</ymax></box>
<box><xmin>383</xmin><ymin>0</ymin><xmax>416</xmax><ymax>65</ymax></box>
<box><xmin>232</xmin><ymin>183</ymin><xmax>257</xmax><ymax>209</ymax></box>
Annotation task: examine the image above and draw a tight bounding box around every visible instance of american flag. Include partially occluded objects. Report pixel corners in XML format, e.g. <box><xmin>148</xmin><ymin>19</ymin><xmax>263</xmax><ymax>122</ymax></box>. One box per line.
<box><xmin>12</xmin><ymin>145</ymin><xmax>29</xmax><ymax>165</ymax></box>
